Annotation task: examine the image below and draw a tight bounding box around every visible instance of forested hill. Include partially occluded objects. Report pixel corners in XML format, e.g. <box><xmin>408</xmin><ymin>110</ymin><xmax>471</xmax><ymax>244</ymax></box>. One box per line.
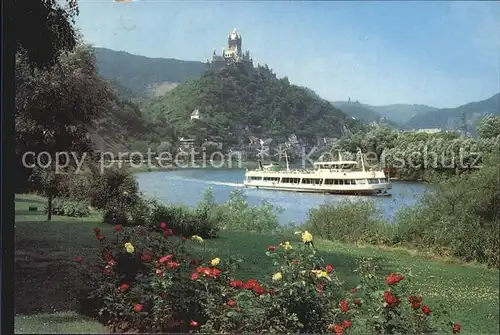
<box><xmin>404</xmin><ymin>93</ymin><xmax>500</xmax><ymax>133</ymax></box>
<box><xmin>145</xmin><ymin>66</ymin><xmax>360</xmax><ymax>145</ymax></box>
<box><xmin>94</xmin><ymin>47</ymin><xmax>206</xmax><ymax>94</ymax></box>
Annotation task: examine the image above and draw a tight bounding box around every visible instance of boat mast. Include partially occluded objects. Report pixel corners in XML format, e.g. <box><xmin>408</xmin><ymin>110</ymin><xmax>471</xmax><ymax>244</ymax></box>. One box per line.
<box><xmin>284</xmin><ymin>150</ymin><xmax>290</xmax><ymax>171</ymax></box>
<box><xmin>358</xmin><ymin>148</ymin><xmax>366</xmax><ymax>172</ymax></box>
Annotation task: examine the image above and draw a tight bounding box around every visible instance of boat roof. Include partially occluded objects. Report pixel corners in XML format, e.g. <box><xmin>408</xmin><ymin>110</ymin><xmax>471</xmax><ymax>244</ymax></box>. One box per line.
<box><xmin>313</xmin><ymin>161</ymin><xmax>358</xmax><ymax>165</ymax></box>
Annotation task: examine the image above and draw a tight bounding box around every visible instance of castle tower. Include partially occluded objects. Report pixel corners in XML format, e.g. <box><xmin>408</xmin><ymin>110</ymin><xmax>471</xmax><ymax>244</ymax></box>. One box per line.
<box><xmin>227</xmin><ymin>28</ymin><xmax>242</xmax><ymax>57</ymax></box>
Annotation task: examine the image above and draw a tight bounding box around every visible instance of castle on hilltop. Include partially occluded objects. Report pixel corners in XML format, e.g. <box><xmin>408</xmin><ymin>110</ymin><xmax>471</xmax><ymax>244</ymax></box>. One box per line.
<box><xmin>207</xmin><ymin>28</ymin><xmax>253</xmax><ymax>73</ymax></box>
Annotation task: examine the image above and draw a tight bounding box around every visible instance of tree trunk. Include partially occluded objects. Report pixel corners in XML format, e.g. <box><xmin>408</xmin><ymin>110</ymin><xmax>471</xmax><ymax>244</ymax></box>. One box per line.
<box><xmin>47</xmin><ymin>193</ymin><xmax>53</xmax><ymax>221</ymax></box>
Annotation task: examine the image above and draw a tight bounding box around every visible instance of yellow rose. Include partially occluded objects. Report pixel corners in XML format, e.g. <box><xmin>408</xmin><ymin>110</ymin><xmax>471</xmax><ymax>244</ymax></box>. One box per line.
<box><xmin>311</xmin><ymin>269</ymin><xmax>328</xmax><ymax>278</ymax></box>
<box><xmin>210</xmin><ymin>257</ymin><xmax>220</xmax><ymax>266</ymax></box>
<box><xmin>124</xmin><ymin>242</ymin><xmax>135</xmax><ymax>254</ymax></box>
<box><xmin>272</xmin><ymin>272</ymin><xmax>283</xmax><ymax>281</ymax></box>
<box><xmin>191</xmin><ymin>235</ymin><xmax>204</xmax><ymax>243</ymax></box>
<box><xmin>301</xmin><ymin>231</ymin><xmax>313</xmax><ymax>243</ymax></box>
<box><xmin>280</xmin><ymin>241</ymin><xmax>293</xmax><ymax>250</ymax></box>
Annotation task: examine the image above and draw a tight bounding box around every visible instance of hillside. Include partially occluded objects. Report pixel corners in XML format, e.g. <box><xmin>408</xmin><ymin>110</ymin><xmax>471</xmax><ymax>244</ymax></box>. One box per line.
<box><xmin>404</xmin><ymin>93</ymin><xmax>500</xmax><ymax>134</ymax></box>
<box><xmin>330</xmin><ymin>101</ymin><xmax>397</xmax><ymax>127</ymax></box>
<box><xmin>370</xmin><ymin>104</ymin><xmax>438</xmax><ymax>125</ymax></box>
<box><xmin>145</xmin><ymin>65</ymin><xmax>360</xmax><ymax>147</ymax></box>
<box><xmin>93</xmin><ymin>47</ymin><xmax>206</xmax><ymax>95</ymax></box>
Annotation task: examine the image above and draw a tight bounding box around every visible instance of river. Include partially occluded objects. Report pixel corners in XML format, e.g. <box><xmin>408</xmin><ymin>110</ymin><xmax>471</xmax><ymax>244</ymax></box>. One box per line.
<box><xmin>135</xmin><ymin>169</ymin><xmax>431</xmax><ymax>225</ymax></box>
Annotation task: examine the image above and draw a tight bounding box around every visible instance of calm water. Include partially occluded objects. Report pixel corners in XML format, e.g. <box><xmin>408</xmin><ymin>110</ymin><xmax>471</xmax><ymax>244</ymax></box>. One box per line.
<box><xmin>135</xmin><ymin>169</ymin><xmax>431</xmax><ymax>225</ymax></box>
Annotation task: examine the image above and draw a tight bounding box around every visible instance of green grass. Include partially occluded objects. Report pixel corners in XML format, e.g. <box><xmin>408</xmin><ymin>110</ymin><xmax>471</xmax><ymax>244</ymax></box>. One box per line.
<box><xmin>14</xmin><ymin>194</ymin><xmax>499</xmax><ymax>334</ymax></box>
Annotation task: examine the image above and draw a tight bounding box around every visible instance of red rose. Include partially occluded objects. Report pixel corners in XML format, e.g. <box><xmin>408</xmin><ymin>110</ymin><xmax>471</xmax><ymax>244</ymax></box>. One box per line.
<box><xmin>156</xmin><ymin>269</ymin><xmax>164</xmax><ymax>277</ymax></box>
<box><xmin>342</xmin><ymin>320</ymin><xmax>352</xmax><ymax>328</ymax></box>
<box><xmin>421</xmin><ymin>305</ymin><xmax>432</xmax><ymax>315</ymax></box>
<box><xmin>354</xmin><ymin>299</ymin><xmax>362</xmax><ymax>306</ymax></box>
<box><xmin>160</xmin><ymin>222</ymin><xmax>167</xmax><ymax>230</ymax></box>
<box><xmin>267</xmin><ymin>245</ymin><xmax>276</xmax><ymax>252</ymax></box>
<box><xmin>351</xmin><ymin>287</ymin><xmax>358</xmax><ymax>293</ymax></box>
<box><xmin>385</xmin><ymin>273</ymin><xmax>404</xmax><ymax>285</ymax></box>
<box><xmin>243</xmin><ymin>279</ymin><xmax>259</xmax><ymax>289</ymax></box>
<box><xmin>133</xmin><ymin>303</ymin><xmax>143</xmax><ymax>312</ymax></box>
<box><xmin>162</xmin><ymin>229</ymin><xmax>174</xmax><ymax>237</ymax></box>
<box><xmin>252</xmin><ymin>285</ymin><xmax>266</xmax><ymax>295</ymax></box>
<box><xmin>141</xmin><ymin>252</ymin><xmax>152</xmax><ymax>263</ymax></box>
<box><xmin>181</xmin><ymin>236</ymin><xmax>187</xmax><ymax>241</ymax></box>
<box><xmin>167</xmin><ymin>261</ymin><xmax>180</xmax><ymax>270</ymax></box>
<box><xmin>191</xmin><ymin>272</ymin><xmax>199</xmax><ymax>280</ymax></box>
<box><xmin>119</xmin><ymin>283</ymin><xmax>130</xmax><ymax>292</ymax></box>
<box><xmin>452</xmin><ymin>323</ymin><xmax>461</xmax><ymax>334</ymax></box>
<box><xmin>332</xmin><ymin>324</ymin><xmax>344</xmax><ymax>335</ymax></box>
<box><xmin>292</xmin><ymin>259</ymin><xmax>299</xmax><ymax>265</ymax></box>
<box><xmin>159</xmin><ymin>254</ymin><xmax>174</xmax><ymax>263</ymax></box>
<box><xmin>409</xmin><ymin>296</ymin><xmax>422</xmax><ymax>304</ymax></box>
<box><xmin>189</xmin><ymin>320</ymin><xmax>199</xmax><ymax>327</ymax></box>
<box><xmin>227</xmin><ymin>299</ymin><xmax>237</xmax><ymax>308</ymax></box>
<box><xmin>96</xmin><ymin>234</ymin><xmax>104</xmax><ymax>241</ymax></box>
<box><xmin>75</xmin><ymin>256</ymin><xmax>82</xmax><ymax>263</ymax></box>
<box><xmin>325</xmin><ymin>264</ymin><xmax>334</xmax><ymax>273</ymax></box>
<box><xmin>93</xmin><ymin>227</ymin><xmax>100</xmax><ymax>234</ymax></box>
<box><xmin>316</xmin><ymin>283</ymin><xmax>324</xmax><ymax>293</ymax></box>
<box><xmin>108</xmin><ymin>259</ymin><xmax>117</xmax><ymax>266</ymax></box>
<box><xmin>383</xmin><ymin>291</ymin><xmax>400</xmax><ymax>308</ymax></box>
<box><xmin>339</xmin><ymin>300</ymin><xmax>349</xmax><ymax>313</ymax></box>
<box><xmin>230</xmin><ymin>280</ymin><xmax>243</xmax><ymax>288</ymax></box>
<box><xmin>114</xmin><ymin>224</ymin><xmax>122</xmax><ymax>232</ymax></box>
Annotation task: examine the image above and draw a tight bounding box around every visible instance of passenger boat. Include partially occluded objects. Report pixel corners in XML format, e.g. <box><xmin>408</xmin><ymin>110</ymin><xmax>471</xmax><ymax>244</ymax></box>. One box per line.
<box><xmin>243</xmin><ymin>149</ymin><xmax>391</xmax><ymax>196</ymax></box>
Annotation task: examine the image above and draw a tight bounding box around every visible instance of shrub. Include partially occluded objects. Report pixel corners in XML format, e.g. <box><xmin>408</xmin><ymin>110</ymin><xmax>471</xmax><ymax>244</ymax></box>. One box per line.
<box><xmin>217</xmin><ymin>189</ymin><xmax>283</xmax><ymax>233</ymax></box>
<box><xmin>305</xmin><ymin>200</ymin><xmax>392</xmax><ymax>245</ymax></box>
<box><xmin>86</xmin><ymin>167</ymin><xmax>142</xmax><ymax>225</ymax></box>
<box><xmin>77</xmin><ymin>227</ymin><xmax>459</xmax><ymax>334</ymax></box>
<box><xmin>45</xmin><ymin>198</ymin><xmax>90</xmax><ymax>217</ymax></box>
<box><xmin>395</xmin><ymin>154</ymin><xmax>500</xmax><ymax>267</ymax></box>
<box><xmin>146</xmin><ymin>189</ymin><xmax>220</xmax><ymax>238</ymax></box>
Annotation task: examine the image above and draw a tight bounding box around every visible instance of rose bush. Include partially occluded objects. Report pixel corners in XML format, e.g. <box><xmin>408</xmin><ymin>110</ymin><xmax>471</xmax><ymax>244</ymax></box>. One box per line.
<box><xmin>78</xmin><ymin>225</ymin><xmax>461</xmax><ymax>334</ymax></box>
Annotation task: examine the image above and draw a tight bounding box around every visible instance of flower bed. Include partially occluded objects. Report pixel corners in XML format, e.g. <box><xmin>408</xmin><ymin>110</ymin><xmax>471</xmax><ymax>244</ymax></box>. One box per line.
<box><xmin>77</xmin><ymin>224</ymin><xmax>461</xmax><ymax>334</ymax></box>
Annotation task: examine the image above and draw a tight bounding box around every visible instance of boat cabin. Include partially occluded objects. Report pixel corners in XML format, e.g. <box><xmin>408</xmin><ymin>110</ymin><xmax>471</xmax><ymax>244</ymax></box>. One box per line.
<box><xmin>313</xmin><ymin>161</ymin><xmax>359</xmax><ymax>171</ymax></box>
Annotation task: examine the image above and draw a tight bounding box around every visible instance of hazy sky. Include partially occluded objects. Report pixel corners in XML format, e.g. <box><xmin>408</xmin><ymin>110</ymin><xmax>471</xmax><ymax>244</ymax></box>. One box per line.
<box><xmin>75</xmin><ymin>1</ymin><xmax>499</xmax><ymax>108</ymax></box>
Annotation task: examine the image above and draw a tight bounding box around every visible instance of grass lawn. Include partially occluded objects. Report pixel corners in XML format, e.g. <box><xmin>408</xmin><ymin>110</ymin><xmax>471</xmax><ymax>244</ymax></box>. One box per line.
<box><xmin>14</xmin><ymin>194</ymin><xmax>499</xmax><ymax>334</ymax></box>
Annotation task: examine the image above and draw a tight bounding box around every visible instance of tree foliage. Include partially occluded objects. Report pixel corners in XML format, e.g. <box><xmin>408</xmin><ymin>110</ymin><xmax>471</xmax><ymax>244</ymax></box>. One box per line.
<box><xmin>15</xmin><ymin>0</ymin><xmax>79</xmax><ymax>69</ymax></box>
<box><xmin>145</xmin><ymin>66</ymin><xmax>361</xmax><ymax>147</ymax></box>
<box><xmin>477</xmin><ymin>115</ymin><xmax>500</xmax><ymax>139</ymax></box>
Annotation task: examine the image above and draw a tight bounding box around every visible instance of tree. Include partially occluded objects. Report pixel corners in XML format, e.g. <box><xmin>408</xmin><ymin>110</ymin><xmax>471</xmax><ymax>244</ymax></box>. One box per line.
<box><xmin>15</xmin><ymin>44</ymin><xmax>114</xmax><ymax>220</ymax></box>
<box><xmin>15</xmin><ymin>0</ymin><xmax>79</xmax><ymax>69</ymax></box>
<box><xmin>477</xmin><ymin>116</ymin><xmax>500</xmax><ymax>139</ymax></box>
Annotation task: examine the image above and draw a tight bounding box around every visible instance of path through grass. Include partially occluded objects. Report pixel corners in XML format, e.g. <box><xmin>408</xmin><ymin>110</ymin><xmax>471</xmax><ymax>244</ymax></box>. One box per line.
<box><xmin>14</xmin><ymin>194</ymin><xmax>499</xmax><ymax>334</ymax></box>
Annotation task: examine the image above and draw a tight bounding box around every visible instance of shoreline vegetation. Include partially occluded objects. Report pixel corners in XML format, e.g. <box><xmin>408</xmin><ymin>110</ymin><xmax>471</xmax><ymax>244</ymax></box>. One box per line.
<box><xmin>14</xmin><ymin>193</ymin><xmax>499</xmax><ymax>334</ymax></box>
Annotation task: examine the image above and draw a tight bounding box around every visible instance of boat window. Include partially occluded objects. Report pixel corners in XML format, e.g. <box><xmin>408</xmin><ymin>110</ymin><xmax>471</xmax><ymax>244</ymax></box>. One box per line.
<box><xmin>356</xmin><ymin>179</ymin><xmax>367</xmax><ymax>185</ymax></box>
<box><xmin>367</xmin><ymin>179</ymin><xmax>379</xmax><ymax>184</ymax></box>
<box><xmin>324</xmin><ymin>179</ymin><xmax>334</xmax><ymax>185</ymax></box>
<box><xmin>338</xmin><ymin>180</ymin><xmax>344</xmax><ymax>185</ymax></box>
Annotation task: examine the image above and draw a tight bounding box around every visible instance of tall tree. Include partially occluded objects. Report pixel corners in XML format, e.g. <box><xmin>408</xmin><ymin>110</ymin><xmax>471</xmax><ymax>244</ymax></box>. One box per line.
<box><xmin>15</xmin><ymin>0</ymin><xmax>79</xmax><ymax>69</ymax></box>
<box><xmin>15</xmin><ymin>45</ymin><xmax>114</xmax><ymax>219</ymax></box>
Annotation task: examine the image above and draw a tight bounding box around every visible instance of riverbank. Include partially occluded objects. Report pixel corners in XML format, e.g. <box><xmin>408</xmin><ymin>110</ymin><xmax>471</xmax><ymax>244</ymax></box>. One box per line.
<box><xmin>14</xmin><ymin>194</ymin><xmax>499</xmax><ymax>334</ymax></box>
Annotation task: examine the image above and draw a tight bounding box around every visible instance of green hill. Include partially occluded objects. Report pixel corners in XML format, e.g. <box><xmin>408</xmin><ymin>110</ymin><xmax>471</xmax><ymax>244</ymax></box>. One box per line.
<box><xmin>93</xmin><ymin>47</ymin><xmax>206</xmax><ymax>95</ymax></box>
<box><xmin>370</xmin><ymin>104</ymin><xmax>438</xmax><ymax>125</ymax></box>
<box><xmin>330</xmin><ymin>101</ymin><xmax>397</xmax><ymax>127</ymax></box>
<box><xmin>404</xmin><ymin>93</ymin><xmax>500</xmax><ymax>134</ymax></box>
<box><xmin>145</xmin><ymin>65</ymin><xmax>360</xmax><ymax>146</ymax></box>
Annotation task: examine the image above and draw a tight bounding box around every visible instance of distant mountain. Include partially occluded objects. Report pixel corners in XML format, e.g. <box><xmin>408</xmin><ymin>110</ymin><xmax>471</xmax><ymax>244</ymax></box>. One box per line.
<box><xmin>93</xmin><ymin>47</ymin><xmax>206</xmax><ymax>95</ymax></box>
<box><xmin>330</xmin><ymin>101</ymin><xmax>391</xmax><ymax>125</ymax></box>
<box><xmin>404</xmin><ymin>93</ymin><xmax>500</xmax><ymax>134</ymax></box>
<box><xmin>369</xmin><ymin>104</ymin><xmax>438</xmax><ymax>125</ymax></box>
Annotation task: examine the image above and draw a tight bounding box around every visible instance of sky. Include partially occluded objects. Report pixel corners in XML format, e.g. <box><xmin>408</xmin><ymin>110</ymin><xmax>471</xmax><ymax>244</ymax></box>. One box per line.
<box><xmin>75</xmin><ymin>0</ymin><xmax>500</xmax><ymax>108</ymax></box>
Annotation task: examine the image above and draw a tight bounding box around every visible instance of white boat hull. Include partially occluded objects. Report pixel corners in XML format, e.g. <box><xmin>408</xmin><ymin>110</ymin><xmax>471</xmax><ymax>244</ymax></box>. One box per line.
<box><xmin>243</xmin><ymin>180</ymin><xmax>392</xmax><ymax>196</ymax></box>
